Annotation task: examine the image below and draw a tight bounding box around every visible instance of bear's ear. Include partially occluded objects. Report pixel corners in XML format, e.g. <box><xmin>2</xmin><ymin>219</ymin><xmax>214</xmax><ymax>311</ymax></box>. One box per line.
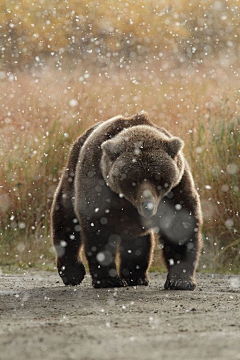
<box><xmin>101</xmin><ymin>139</ymin><xmax>125</xmax><ymax>160</ymax></box>
<box><xmin>166</xmin><ymin>137</ymin><xmax>184</xmax><ymax>158</ymax></box>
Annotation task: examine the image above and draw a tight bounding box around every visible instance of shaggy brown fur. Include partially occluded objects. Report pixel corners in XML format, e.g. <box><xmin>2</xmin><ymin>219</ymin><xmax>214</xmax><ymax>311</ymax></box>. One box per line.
<box><xmin>51</xmin><ymin>113</ymin><xmax>202</xmax><ymax>289</ymax></box>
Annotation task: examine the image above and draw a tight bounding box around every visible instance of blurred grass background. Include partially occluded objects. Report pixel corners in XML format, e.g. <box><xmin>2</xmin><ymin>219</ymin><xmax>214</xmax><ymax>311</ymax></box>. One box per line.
<box><xmin>0</xmin><ymin>0</ymin><xmax>239</xmax><ymax>274</ymax></box>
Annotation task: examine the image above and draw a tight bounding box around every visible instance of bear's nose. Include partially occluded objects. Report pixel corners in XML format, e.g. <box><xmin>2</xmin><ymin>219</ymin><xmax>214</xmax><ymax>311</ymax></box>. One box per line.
<box><xmin>141</xmin><ymin>201</ymin><xmax>155</xmax><ymax>218</ymax></box>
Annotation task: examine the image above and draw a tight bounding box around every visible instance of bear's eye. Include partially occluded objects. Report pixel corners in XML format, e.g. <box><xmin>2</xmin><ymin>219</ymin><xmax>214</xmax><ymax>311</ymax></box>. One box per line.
<box><xmin>132</xmin><ymin>182</ymin><xmax>137</xmax><ymax>187</ymax></box>
<box><xmin>152</xmin><ymin>174</ymin><xmax>161</xmax><ymax>186</ymax></box>
<box><xmin>120</xmin><ymin>173</ymin><xmax>127</xmax><ymax>180</ymax></box>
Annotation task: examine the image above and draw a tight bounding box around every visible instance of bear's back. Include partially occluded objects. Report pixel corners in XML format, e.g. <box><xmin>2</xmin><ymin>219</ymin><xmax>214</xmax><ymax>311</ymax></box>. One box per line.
<box><xmin>77</xmin><ymin>113</ymin><xmax>154</xmax><ymax>172</ymax></box>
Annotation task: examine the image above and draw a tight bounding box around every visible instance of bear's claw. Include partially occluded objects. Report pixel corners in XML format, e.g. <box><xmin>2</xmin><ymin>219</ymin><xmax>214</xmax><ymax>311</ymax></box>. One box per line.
<box><xmin>92</xmin><ymin>276</ymin><xmax>127</xmax><ymax>288</ymax></box>
<box><xmin>164</xmin><ymin>277</ymin><xmax>196</xmax><ymax>290</ymax></box>
<box><xmin>58</xmin><ymin>262</ymin><xmax>86</xmax><ymax>286</ymax></box>
<box><xmin>122</xmin><ymin>275</ymin><xmax>149</xmax><ymax>286</ymax></box>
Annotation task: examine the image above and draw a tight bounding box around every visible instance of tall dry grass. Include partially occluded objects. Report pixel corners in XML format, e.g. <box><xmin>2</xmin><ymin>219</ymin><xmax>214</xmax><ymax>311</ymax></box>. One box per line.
<box><xmin>1</xmin><ymin>0</ymin><xmax>240</xmax><ymax>70</ymax></box>
<box><xmin>0</xmin><ymin>66</ymin><xmax>239</xmax><ymax>272</ymax></box>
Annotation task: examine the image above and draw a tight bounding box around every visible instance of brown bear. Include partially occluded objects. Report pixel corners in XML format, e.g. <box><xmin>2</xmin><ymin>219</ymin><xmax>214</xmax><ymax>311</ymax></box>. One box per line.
<box><xmin>51</xmin><ymin>113</ymin><xmax>202</xmax><ymax>290</ymax></box>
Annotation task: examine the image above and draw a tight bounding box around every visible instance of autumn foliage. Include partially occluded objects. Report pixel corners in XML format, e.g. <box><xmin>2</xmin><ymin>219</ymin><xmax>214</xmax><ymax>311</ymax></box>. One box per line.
<box><xmin>0</xmin><ymin>0</ymin><xmax>239</xmax><ymax>272</ymax></box>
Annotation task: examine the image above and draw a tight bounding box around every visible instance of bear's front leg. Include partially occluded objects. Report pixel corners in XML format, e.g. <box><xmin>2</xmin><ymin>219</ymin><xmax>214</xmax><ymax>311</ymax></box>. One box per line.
<box><xmin>161</xmin><ymin>230</ymin><xmax>201</xmax><ymax>290</ymax></box>
<box><xmin>119</xmin><ymin>234</ymin><xmax>154</xmax><ymax>286</ymax></box>
<box><xmin>158</xmin><ymin>190</ymin><xmax>202</xmax><ymax>291</ymax></box>
<box><xmin>83</xmin><ymin>228</ymin><xmax>126</xmax><ymax>288</ymax></box>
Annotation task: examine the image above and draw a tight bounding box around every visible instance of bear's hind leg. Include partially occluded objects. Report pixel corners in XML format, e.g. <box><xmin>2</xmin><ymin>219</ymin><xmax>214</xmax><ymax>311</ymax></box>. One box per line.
<box><xmin>83</xmin><ymin>229</ymin><xmax>126</xmax><ymax>288</ymax></box>
<box><xmin>119</xmin><ymin>234</ymin><xmax>154</xmax><ymax>286</ymax></box>
<box><xmin>51</xmin><ymin>190</ymin><xmax>86</xmax><ymax>286</ymax></box>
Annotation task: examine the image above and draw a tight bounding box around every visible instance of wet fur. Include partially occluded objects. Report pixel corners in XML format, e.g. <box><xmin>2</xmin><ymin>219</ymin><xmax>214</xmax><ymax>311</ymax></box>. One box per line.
<box><xmin>51</xmin><ymin>113</ymin><xmax>202</xmax><ymax>289</ymax></box>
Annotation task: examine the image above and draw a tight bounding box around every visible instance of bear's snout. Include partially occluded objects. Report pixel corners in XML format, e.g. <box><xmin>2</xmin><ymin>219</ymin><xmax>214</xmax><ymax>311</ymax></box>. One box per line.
<box><xmin>137</xmin><ymin>186</ymin><xmax>158</xmax><ymax>218</ymax></box>
<box><xmin>140</xmin><ymin>200</ymin><xmax>155</xmax><ymax>218</ymax></box>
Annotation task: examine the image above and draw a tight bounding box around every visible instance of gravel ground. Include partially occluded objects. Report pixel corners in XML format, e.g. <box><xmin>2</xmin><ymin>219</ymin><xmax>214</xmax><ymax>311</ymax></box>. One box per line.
<box><xmin>0</xmin><ymin>271</ymin><xmax>240</xmax><ymax>360</ymax></box>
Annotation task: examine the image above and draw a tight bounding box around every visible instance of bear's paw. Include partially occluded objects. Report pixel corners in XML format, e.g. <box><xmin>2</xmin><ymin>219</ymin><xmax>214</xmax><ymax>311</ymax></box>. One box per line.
<box><xmin>92</xmin><ymin>276</ymin><xmax>127</xmax><ymax>288</ymax></box>
<box><xmin>58</xmin><ymin>262</ymin><xmax>86</xmax><ymax>286</ymax></box>
<box><xmin>164</xmin><ymin>277</ymin><xmax>196</xmax><ymax>291</ymax></box>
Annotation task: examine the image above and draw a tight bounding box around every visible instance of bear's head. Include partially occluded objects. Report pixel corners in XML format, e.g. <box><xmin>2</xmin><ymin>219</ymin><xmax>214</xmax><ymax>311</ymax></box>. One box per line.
<box><xmin>101</xmin><ymin>125</ymin><xmax>184</xmax><ymax>218</ymax></box>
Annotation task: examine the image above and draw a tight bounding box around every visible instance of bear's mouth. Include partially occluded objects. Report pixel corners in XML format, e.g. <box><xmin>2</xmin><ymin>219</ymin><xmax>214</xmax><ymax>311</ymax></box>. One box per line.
<box><xmin>137</xmin><ymin>200</ymin><xmax>158</xmax><ymax>218</ymax></box>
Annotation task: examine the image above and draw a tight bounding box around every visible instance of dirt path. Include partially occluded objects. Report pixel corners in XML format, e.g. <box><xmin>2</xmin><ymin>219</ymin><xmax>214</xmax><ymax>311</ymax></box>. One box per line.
<box><xmin>0</xmin><ymin>271</ymin><xmax>240</xmax><ymax>360</ymax></box>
